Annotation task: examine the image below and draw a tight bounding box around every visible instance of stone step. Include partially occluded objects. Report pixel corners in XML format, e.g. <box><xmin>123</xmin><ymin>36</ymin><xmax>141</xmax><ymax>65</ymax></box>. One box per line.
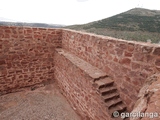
<box><xmin>105</xmin><ymin>97</ymin><xmax>122</xmax><ymax>108</ymax></box>
<box><xmin>95</xmin><ymin>77</ymin><xmax>114</xmax><ymax>89</ymax></box>
<box><xmin>99</xmin><ymin>86</ymin><xmax>117</xmax><ymax>95</ymax></box>
<box><xmin>102</xmin><ymin>92</ymin><xmax>119</xmax><ymax>102</ymax></box>
<box><xmin>109</xmin><ymin>102</ymin><xmax>127</xmax><ymax>116</ymax></box>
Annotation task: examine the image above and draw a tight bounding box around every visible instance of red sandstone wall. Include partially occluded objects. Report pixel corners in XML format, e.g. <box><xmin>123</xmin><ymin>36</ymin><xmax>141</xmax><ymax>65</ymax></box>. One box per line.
<box><xmin>0</xmin><ymin>26</ymin><xmax>62</xmax><ymax>94</ymax></box>
<box><xmin>62</xmin><ymin>29</ymin><xmax>160</xmax><ymax>111</ymax></box>
<box><xmin>54</xmin><ymin>49</ymin><xmax>111</xmax><ymax>120</ymax></box>
<box><xmin>1</xmin><ymin>26</ymin><xmax>160</xmax><ymax>118</ymax></box>
<box><xmin>131</xmin><ymin>74</ymin><xmax>160</xmax><ymax>120</ymax></box>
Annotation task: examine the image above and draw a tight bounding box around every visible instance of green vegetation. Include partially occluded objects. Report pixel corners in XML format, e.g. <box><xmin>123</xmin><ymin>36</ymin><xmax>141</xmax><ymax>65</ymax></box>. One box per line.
<box><xmin>83</xmin><ymin>14</ymin><xmax>160</xmax><ymax>32</ymax></box>
<box><xmin>66</xmin><ymin>8</ymin><xmax>160</xmax><ymax>43</ymax></box>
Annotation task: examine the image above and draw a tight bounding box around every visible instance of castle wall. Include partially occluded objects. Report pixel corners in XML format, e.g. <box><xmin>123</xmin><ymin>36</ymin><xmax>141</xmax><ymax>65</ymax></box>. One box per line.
<box><xmin>54</xmin><ymin>48</ymin><xmax>111</xmax><ymax>120</ymax></box>
<box><xmin>0</xmin><ymin>26</ymin><xmax>62</xmax><ymax>94</ymax></box>
<box><xmin>0</xmin><ymin>26</ymin><xmax>160</xmax><ymax>119</ymax></box>
<box><xmin>62</xmin><ymin>29</ymin><xmax>160</xmax><ymax>111</ymax></box>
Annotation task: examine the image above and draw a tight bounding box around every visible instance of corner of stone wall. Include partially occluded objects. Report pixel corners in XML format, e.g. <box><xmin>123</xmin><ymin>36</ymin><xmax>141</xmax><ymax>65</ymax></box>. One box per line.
<box><xmin>130</xmin><ymin>74</ymin><xmax>160</xmax><ymax>120</ymax></box>
<box><xmin>0</xmin><ymin>26</ymin><xmax>62</xmax><ymax>95</ymax></box>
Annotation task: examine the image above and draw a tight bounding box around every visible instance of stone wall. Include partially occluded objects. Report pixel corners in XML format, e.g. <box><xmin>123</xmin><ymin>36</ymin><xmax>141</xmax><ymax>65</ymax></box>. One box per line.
<box><xmin>130</xmin><ymin>74</ymin><xmax>160</xmax><ymax>120</ymax></box>
<box><xmin>54</xmin><ymin>48</ymin><xmax>111</xmax><ymax>120</ymax></box>
<box><xmin>0</xmin><ymin>26</ymin><xmax>160</xmax><ymax>119</ymax></box>
<box><xmin>0</xmin><ymin>26</ymin><xmax>62</xmax><ymax>94</ymax></box>
<box><xmin>62</xmin><ymin>29</ymin><xmax>160</xmax><ymax>111</ymax></box>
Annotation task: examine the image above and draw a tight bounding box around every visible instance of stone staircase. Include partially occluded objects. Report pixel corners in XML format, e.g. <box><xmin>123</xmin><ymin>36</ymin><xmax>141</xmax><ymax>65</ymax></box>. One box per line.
<box><xmin>94</xmin><ymin>77</ymin><xmax>128</xmax><ymax>119</ymax></box>
<box><xmin>55</xmin><ymin>48</ymin><xmax>128</xmax><ymax>120</ymax></box>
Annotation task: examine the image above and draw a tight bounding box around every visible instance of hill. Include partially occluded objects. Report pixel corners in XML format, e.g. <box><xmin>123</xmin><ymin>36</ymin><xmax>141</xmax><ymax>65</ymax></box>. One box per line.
<box><xmin>66</xmin><ymin>8</ymin><xmax>160</xmax><ymax>43</ymax></box>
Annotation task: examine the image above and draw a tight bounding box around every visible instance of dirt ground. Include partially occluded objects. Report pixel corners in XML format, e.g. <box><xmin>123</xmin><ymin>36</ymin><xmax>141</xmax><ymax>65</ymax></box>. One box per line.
<box><xmin>0</xmin><ymin>84</ymin><xmax>81</xmax><ymax>120</ymax></box>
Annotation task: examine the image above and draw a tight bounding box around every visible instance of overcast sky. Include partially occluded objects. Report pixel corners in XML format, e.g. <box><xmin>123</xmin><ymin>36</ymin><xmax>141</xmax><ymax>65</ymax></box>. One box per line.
<box><xmin>0</xmin><ymin>0</ymin><xmax>160</xmax><ymax>25</ymax></box>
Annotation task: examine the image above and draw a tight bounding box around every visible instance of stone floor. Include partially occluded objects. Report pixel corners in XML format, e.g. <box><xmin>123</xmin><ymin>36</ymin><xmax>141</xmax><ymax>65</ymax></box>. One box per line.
<box><xmin>0</xmin><ymin>84</ymin><xmax>81</xmax><ymax>120</ymax></box>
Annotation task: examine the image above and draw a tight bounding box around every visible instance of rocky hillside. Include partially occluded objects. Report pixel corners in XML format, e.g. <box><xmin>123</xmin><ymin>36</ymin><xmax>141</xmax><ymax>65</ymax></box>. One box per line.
<box><xmin>66</xmin><ymin>8</ymin><xmax>160</xmax><ymax>43</ymax></box>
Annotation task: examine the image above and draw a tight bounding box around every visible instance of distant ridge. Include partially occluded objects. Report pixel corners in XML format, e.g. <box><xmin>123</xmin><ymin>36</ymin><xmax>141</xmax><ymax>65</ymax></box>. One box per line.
<box><xmin>66</xmin><ymin>8</ymin><xmax>160</xmax><ymax>43</ymax></box>
<box><xmin>0</xmin><ymin>21</ymin><xmax>65</xmax><ymax>28</ymax></box>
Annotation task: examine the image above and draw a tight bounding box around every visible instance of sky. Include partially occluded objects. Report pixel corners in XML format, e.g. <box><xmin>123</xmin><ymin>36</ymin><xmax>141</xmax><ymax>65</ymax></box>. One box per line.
<box><xmin>0</xmin><ymin>0</ymin><xmax>160</xmax><ymax>25</ymax></box>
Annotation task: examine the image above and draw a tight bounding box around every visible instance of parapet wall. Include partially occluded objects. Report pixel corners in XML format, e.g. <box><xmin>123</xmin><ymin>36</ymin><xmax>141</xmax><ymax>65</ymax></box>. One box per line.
<box><xmin>0</xmin><ymin>26</ymin><xmax>62</xmax><ymax>94</ymax></box>
<box><xmin>62</xmin><ymin>29</ymin><xmax>160</xmax><ymax>111</ymax></box>
<box><xmin>0</xmin><ymin>26</ymin><xmax>160</xmax><ymax>119</ymax></box>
